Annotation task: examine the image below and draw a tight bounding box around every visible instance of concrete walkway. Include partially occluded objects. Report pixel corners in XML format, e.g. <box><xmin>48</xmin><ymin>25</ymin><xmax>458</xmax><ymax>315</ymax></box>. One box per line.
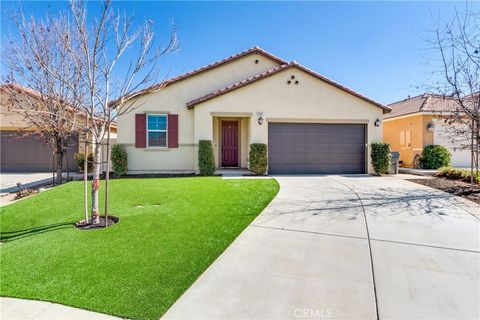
<box><xmin>164</xmin><ymin>175</ymin><xmax>480</xmax><ymax>319</ymax></box>
<box><xmin>0</xmin><ymin>297</ymin><xmax>120</xmax><ymax>320</ymax></box>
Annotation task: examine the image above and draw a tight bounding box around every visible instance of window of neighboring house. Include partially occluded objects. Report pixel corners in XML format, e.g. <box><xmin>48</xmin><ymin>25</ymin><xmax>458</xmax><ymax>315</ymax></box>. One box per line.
<box><xmin>405</xmin><ymin>130</ymin><xmax>412</xmax><ymax>148</ymax></box>
<box><xmin>147</xmin><ymin>114</ymin><xmax>168</xmax><ymax>147</ymax></box>
<box><xmin>400</xmin><ymin>131</ymin><xmax>405</xmax><ymax>146</ymax></box>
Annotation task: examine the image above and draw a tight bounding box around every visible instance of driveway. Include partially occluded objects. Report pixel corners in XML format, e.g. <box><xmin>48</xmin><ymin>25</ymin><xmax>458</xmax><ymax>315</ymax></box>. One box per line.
<box><xmin>164</xmin><ymin>175</ymin><xmax>480</xmax><ymax>319</ymax></box>
<box><xmin>0</xmin><ymin>172</ymin><xmax>54</xmax><ymax>194</ymax></box>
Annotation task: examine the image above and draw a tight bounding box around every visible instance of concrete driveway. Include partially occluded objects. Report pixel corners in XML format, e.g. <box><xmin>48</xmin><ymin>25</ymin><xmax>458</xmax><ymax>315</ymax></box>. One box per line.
<box><xmin>164</xmin><ymin>175</ymin><xmax>480</xmax><ymax>319</ymax></box>
<box><xmin>0</xmin><ymin>172</ymin><xmax>53</xmax><ymax>194</ymax></box>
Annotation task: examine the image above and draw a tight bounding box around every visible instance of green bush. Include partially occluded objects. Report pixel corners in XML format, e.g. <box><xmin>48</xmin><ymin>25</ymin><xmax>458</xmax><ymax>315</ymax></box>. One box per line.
<box><xmin>419</xmin><ymin>145</ymin><xmax>451</xmax><ymax>169</ymax></box>
<box><xmin>74</xmin><ymin>152</ymin><xmax>94</xmax><ymax>172</ymax></box>
<box><xmin>111</xmin><ymin>144</ymin><xmax>128</xmax><ymax>177</ymax></box>
<box><xmin>249</xmin><ymin>143</ymin><xmax>268</xmax><ymax>175</ymax></box>
<box><xmin>198</xmin><ymin>140</ymin><xmax>216</xmax><ymax>176</ymax></box>
<box><xmin>437</xmin><ymin>167</ymin><xmax>479</xmax><ymax>184</ymax></box>
<box><xmin>371</xmin><ymin>142</ymin><xmax>391</xmax><ymax>175</ymax></box>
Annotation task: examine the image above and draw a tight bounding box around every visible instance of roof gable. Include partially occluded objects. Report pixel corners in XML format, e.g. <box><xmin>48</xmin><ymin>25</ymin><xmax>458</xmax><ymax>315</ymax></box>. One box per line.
<box><xmin>111</xmin><ymin>47</ymin><xmax>287</xmax><ymax>105</ymax></box>
<box><xmin>186</xmin><ymin>62</ymin><xmax>390</xmax><ymax>113</ymax></box>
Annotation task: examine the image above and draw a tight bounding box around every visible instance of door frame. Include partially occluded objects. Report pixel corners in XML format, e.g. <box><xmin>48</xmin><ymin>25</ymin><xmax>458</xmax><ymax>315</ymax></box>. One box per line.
<box><xmin>220</xmin><ymin>120</ymin><xmax>240</xmax><ymax>167</ymax></box>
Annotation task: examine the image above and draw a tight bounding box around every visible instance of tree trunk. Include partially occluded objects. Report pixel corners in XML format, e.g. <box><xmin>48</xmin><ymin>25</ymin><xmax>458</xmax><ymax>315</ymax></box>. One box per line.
<box><xmin>91</xmin><ymin>142</ymin><xmax>101</xmax><ymax>225</ymax></box>
<box><xmin>55</xmin><ymin>138</ymin><xmax>63</xmax><ymax>185</ymax></box>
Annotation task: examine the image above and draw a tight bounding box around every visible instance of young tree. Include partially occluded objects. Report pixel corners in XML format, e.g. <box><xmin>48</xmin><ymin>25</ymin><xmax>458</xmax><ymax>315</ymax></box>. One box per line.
<box><xmin>2</xmin><ymin>12</ymin><xmax>85</xmax><ymax>185</ymax></box>
<box><xmin>429</xmin><ymin>6</ymin><xmax>480</xmax><ymax>185</ymax></box>
<box><xmin>65</xmin><ymin>0</ymin><xmax>177</xmax><ymax>225</ymax></box>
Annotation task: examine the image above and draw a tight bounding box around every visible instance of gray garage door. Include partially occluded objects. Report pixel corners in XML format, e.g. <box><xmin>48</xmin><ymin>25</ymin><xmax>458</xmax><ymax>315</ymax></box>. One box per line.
<box><xmin>1</xmin><ymin>131</ymin><xmax>79</xmax><ymax>172</ymax></box>
<box><xmin>268</xmin><ymin>123</ymin><xmax>366</xmax><ymax>174</ymax></box>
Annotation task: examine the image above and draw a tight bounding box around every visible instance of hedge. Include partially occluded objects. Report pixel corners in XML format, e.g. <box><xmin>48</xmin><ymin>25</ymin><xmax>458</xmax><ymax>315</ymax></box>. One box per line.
<box><xmin>198</xmin><ymin>140</ymin><xmax>216</xmax><ymax>176</ymax></box>
<box><xmin>437</xmin><ymin>167</ymin><xmax>479</xmax><ymax>184</ymax></box>
<box><xmin>419</xmin><ymin>145</ymin><xmax>451</xmax><ymax>169</ymax></box>
<box><xmin>371</xmin><ymin>142</ymin><xmax>391</xmax><ymax>175</ymax></box>
<box><xmin>111</xmin><ymin>144</ymin><xmax>128</xmax><ymax>177</ymax></box>
<box><xmin>249</xmin><ymin>143</ymin><xmax>268</xmax><ymax>175</ymax></box>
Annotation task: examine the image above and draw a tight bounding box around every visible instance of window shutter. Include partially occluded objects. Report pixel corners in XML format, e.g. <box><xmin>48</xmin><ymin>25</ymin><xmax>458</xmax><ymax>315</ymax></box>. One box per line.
<box><xmin>135</xmin><ymin>114</ymin><xmax>147</xmax><ymax>148</ymax></box>
<box><xmin>168</xmin><ymin>114</ymin><xmax>178</xmax><ymax>148</ymax></box>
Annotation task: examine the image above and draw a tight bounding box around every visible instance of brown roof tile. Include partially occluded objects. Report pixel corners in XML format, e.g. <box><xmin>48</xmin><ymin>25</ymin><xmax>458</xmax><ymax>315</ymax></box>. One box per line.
<box><xmin>385</xmin><ymin>93</ymin><xmax>459</xmax><ymax>119</ymax></box>
<box><xmin>186</xmin><ymin>61</ymin><xmax>391</xmax><ymax>113</ymax></box>
<box><xmin>110</xmin><ymin>46</ymin><xmax>287</xmax><ymax>106</ymax></box>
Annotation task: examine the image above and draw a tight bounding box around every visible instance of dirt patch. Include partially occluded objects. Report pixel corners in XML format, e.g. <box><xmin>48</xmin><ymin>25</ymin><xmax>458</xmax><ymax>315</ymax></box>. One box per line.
<box><xmin>408</xmin><ymin>178</ymin><xmax>480</xmax><ymax>205</ymax></box>
<box><xmin>75</xmin><ymin>215</ymin><xmax>119</xmax><ymax>230</ymax></box>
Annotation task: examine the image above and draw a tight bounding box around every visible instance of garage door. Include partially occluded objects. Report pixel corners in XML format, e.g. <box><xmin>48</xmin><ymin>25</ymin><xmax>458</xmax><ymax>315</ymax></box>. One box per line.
<box><xmin>268</xmin><ymin>123</ymin><xmax>366</xmax><ymax>174</ymax></box>
<box><xmin>1</xmin><ymin>131</ymin><xmax>79</xmax><ymax>172</ymax></box>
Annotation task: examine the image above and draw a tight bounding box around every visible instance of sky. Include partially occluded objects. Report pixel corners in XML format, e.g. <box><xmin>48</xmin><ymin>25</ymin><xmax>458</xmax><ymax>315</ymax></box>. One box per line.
<box><xmin>0</xmin><ymin>1</ymin><xmax>475</xmax><ymax>104</ymax></box>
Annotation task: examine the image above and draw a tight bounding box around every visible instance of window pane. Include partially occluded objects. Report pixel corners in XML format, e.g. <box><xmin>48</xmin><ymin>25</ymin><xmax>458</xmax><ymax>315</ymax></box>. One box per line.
<box><xmin>148</xmin><ymin>115</ymin><xmax>167</xmax><ymax>131</ymax></box>
<box><xmin>148</xmin><ymin>131</ymin><xmax>167</xmax><ymax>147</ymax></box>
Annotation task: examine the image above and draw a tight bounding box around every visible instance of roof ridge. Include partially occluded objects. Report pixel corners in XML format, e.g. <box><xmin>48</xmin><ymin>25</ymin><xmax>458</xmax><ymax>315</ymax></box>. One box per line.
<box><xmin>187</xmin><ymin>61</ymin><xmax>390</xmax><ymax>112</ymax></box>
<box><xmin>110</xmin><ymin>46</ymin><xmax>288</xmax><ymax>106</ymax></box>
<box><xmin>419</xmin><ymin>94</ymin><xmax>431</xmax><ymax>111</ymax></box>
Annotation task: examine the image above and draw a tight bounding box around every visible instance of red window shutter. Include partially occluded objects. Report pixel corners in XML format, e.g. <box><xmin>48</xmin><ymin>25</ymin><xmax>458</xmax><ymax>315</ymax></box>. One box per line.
<box><xmin>168</xmin><ymin>114</ymin><xmax>178</xmax><ymax>148</ymax></box>
<box><xmin>135</xmin><ymin>114</ymin><xmax>146</xmax><ymax>148</ymax></box>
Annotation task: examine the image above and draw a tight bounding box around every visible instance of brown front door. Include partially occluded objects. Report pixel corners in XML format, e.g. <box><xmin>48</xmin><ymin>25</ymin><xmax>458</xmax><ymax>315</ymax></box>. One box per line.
<box><xmin>221</xmin><ymin>121</ymin><xmax>238</xmax><ymax>167</ymax></box>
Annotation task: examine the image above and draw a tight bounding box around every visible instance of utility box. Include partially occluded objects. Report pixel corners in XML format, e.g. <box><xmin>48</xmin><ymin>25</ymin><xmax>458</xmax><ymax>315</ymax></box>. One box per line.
<box><xmin>390</xmin><ymin>152</ymin><xmax>400</xmax><ymax>174</ymax></box>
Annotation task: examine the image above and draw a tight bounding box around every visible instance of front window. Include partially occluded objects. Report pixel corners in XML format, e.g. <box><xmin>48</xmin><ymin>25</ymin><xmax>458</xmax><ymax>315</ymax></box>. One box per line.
<box><xmin>147</xmin><ymin>114</ymin><xmax>167</xmax><ymax>147</ymax></box>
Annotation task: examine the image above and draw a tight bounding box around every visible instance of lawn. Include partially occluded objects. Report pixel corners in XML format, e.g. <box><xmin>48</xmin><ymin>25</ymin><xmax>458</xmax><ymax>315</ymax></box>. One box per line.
<box><xmin>0</xmin><ymin>177</ymin><xmax>279</xmax><ymax>319</ymax></box>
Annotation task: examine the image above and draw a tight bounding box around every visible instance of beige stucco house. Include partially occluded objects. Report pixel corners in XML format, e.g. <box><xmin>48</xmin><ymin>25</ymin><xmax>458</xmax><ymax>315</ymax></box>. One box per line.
<box><xmin>117</xmin><ymin>47</ymin><xmax>390</xmax><ymax>174</ymax></box>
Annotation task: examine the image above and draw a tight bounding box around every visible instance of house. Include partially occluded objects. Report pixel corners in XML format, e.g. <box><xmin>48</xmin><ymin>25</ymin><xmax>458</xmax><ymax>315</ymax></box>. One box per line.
<box><xmin>384</xmin><ymin>93</ymin><xmax>471</xmax><ymax>167</ymax></box>
<box><xmin>116</xmin><ymin>47</ymin><xmax>390</xmax><ymax>174</ymax></box>
<box><xmin>0</xmin><ymin>83</ymin><xmax>117</xmax><ymax>172</ymax></box>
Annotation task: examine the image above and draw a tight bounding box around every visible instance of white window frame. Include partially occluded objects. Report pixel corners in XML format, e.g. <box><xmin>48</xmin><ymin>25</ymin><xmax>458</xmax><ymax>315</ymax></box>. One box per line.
<box><xmin>146</xmin><ymin>114</ymin><xmax>168</xmax><ymax>148</ymax></box>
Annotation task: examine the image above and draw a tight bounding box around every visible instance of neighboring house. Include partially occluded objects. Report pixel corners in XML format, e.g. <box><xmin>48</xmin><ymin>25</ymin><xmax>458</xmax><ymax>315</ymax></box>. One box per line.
<box><xmin>0</xmin><ymin>84</ymin><xmax>117</xmax><ymax>172</ymax></box>
<box><xmin>384</xmin><ymin>93</ymin><xmax>471</xmax><ymax>167</ymax></box>
<box><xmin>117</xmin><ymin>47</ymin><xmax>390</xmax><ymax>175</ymax></box>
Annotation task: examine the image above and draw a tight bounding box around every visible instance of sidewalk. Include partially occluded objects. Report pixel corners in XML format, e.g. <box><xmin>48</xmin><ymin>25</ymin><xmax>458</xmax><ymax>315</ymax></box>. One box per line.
<box><xmin>0</xmin><ymin>297</ymin><xmax>120</xmax><ymax>320</ymax></box>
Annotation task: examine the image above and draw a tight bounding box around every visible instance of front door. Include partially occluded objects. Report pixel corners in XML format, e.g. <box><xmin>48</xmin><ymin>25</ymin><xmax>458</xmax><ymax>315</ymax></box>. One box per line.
<box><xmin>221</xmin><ymin>121</ymin><xmax>239</xmax><ymax>167</ymax></box>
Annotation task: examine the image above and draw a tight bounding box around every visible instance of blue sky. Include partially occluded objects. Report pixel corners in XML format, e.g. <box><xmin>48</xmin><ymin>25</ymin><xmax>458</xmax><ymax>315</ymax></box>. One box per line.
<box><xmin>1</xmin><ymin>1</ymin><xmax>474</xmax><ymax>104</ymax></box>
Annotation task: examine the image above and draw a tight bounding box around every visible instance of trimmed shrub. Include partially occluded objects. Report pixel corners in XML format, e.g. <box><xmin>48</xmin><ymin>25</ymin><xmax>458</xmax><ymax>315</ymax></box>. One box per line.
<box><xmin>437</xmin><ymin>167</ymin><xmax>479</xmax><ymax>184</ymax></box>
<box><xmin>198</xmin><ymin>140</ymin><xmax>216</xmax><ymax>176</ymax></box>
<box><xmin>74</xmin><ymin>152</ymin><xmax>94</xmax><ymax>172</ymax></box>
<box><xmin>419</xmin><ymin>145</ymin><xmax>451</xmax><ymax>169</ymax></box>
<box><xmin>111</xmin><ymin>144</ymin><xmax>128</xmax><ymax>177</ymax></box>
<box><xmin>249</xmin><ymin>143</ymin><xmax>268</xmax><ymax>175</ymax></box>
<box><xmin>371</xmin><ymin>142</ymin><xmax>391</xmax><ymax>175</ymax></box>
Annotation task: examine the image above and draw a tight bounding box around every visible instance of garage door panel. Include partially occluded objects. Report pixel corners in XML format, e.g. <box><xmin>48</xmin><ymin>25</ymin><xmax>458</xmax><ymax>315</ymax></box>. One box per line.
<box><xmin>268</xmin><ymin>123</ymin><xmax>366</xmax><ymax>174</ymax></box>
<box><xmin>1</xmin><ymin>132</ymin><xmax>79</xmax><ymax>172</ymax></box>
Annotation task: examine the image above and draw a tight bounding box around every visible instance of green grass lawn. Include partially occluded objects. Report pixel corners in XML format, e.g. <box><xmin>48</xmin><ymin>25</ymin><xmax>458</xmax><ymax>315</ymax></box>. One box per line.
<box><xmin>0</xmin><ymin>177</ymin><xmax>279</xmax><ymax>319</ymax></box>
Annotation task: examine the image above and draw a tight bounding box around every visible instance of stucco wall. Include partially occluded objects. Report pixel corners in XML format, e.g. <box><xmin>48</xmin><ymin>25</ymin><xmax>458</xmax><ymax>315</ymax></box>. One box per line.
<box><xmin>193</xmin><ymin>67</ymin><xmax>384</xmax><ymax>174</ymax></box>
<box><xmin>117</xmin><ymin>54</ymin><xmax>280</xmax><ymax>173</ymax></box>
<box><xmin>432</xmin><ymin>118</ymin><xmax>472</xmax><ymax>167</ymax></box>
<box><xmin>383</xmin><ymin>114</ymin><xmax>434</xmax><ymax>166</ymax></box>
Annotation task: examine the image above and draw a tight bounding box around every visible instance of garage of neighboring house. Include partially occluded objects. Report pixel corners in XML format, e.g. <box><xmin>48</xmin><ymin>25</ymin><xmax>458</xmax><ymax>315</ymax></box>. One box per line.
<box><xmin>268</xmin><ymin>123</ymin><xmax>366</xmax><ymax>174</ymax></box>
<box><xmin>1</xmin><ymin>131</ymin><xmax>79</xmax><ymax>172</ymax></box>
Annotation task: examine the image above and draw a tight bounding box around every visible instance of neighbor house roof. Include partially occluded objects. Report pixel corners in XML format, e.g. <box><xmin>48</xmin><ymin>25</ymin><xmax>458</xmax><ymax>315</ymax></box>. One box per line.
<box><xmin>186</xmin><ymin>61</ymin><xmax>391</xmax><ymax>113</ymax></box>
<box><xmin>385</xmin><ymin>93</ymin><xmax>459</xmax><ymax>119</ymax></box>
<box><xmin>109</xmin><ymin>46</ymin><xmax>287</xmax><ymax>106</ymax></box>
<box><xmin>0</xmin><ymin>83</ymin><xmax>117</xmax><ymax>128</ymax></box>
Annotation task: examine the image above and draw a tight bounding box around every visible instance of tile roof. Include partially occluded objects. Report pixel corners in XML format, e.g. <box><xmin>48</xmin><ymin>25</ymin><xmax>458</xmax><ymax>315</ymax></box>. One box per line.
<box><xmin>110</xmin><ymin>46</ymin><xmax>287</xmax><ymax>106</ymax></box>
<box><xmin>186</xmin><ymin>61</ymin><xmax>391</xmax><ymax>113</ymax></box>
<box><xmin>385</xmin><ymin>93</ymin><xmax>459</xmax><ymax>119</ymax></box>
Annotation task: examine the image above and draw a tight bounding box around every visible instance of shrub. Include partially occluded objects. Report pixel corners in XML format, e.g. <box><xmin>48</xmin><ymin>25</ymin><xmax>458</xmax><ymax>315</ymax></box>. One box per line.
<box><xmin>111</xmin><ymin>144</ymin><xmax>128</xmax><ymax>177</ymax></box>
<box><xmin>437</xmin><ymin>167</ymin><xmax>479</xmax><ymax>184</ymax></box>
<box><xmin>15</xmin><ymin>183</ymin><xmax>38</xmax><ymax>200</ymax></box>
<box><xmin>198</xmin><ymin>140</ymin><xmax>216</xmax><ymax>176</ymax></box>
<box><xmin>74</xmin><ymin>152</ymin><xmax>94</xmax><ymax>172</ymax></box>
<box><xmin>249</xmin><ymin>143</ymin><xmax>268</xmax><ymax>175</ymax></box>
<box><xmin>420</xmin><ymin>145</ymin><xmax>451</xmax><ymax>169</ymax></box>
<box><xmin>371</xmin><ymin>142</ymin><xmax>391</xmax><ymax>175</ymax></box>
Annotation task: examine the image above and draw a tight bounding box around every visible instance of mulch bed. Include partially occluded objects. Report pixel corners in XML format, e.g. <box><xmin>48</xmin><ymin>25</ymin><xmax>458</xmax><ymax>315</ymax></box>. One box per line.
<box><xmin>75</xmin><ymin>216</ymin><xmax>119</xmax><ymax>230</ymax></box>
<box><xmin>408</xmin><ymin>178</ymin><xmax>480</xmax><ymax>205</ymax></box>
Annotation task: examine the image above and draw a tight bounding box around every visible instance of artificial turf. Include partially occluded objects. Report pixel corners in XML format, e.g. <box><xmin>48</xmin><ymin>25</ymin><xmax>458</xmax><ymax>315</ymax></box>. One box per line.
<box><xmin>0</xmin><ymin>177</ymin><xmax>279</xmax><ymax>319</ymax></box>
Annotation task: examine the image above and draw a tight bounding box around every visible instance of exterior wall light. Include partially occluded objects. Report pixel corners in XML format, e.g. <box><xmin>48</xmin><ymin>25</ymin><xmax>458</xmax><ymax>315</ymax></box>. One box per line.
<box><xmin>256</xmin><ymin>112</ymin><xmax>264</xmax><ymax>125</ymax></box>
<box><xmin>374</xmin><ymin>119</ymin><xmax>381</xmax><ymax>127</ymax></box>
<box><xmin>427</xmin><ymin>122</ymin><xmax>435</xmax><ymax>132</ymax></box>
